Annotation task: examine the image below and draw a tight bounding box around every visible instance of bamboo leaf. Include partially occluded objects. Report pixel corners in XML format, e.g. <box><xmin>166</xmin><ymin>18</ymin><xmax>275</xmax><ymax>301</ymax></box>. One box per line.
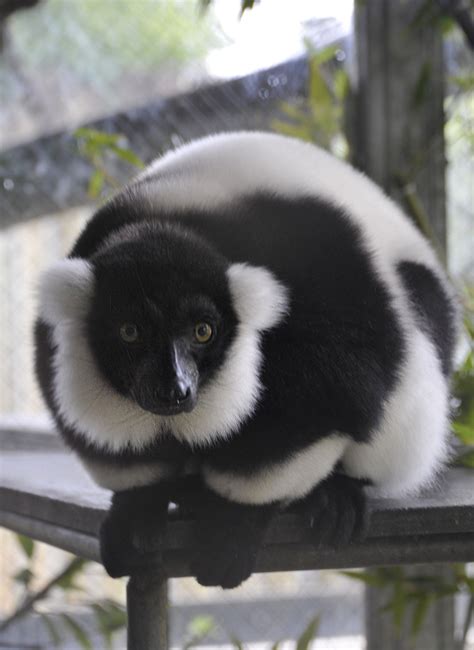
<box><xmin>457</xmin><ymin>450</ymin><xmax>474</xmax><ymax>468</ymax></box>
<box><xmin>392</xmin><ymin>579</ymin><xmax>408</xmax><ymax>631</ymax></box>
<box><xmin>91</xmin><ymin>604</ymin><xmax>113</xmax><ymax>650</ymax></box>
<box><xmin>312</xmin><ymin>44</ymin><xmax>338</xmax><ymax>65</ymax></box>
<box><xmin>109</xmin><ymin>145</ymin><xmax>144</xmax><ymax>168</ymax></box>
<box><xmin>56</xmin><ymin>558</ymin><xmax>87</xmax><ymax>591</ymax></box>
<box><xmin>411</xmin><ymin>593</ymin><xmax>433</xmax><ymax>636</ymax></box>
<box><xmin>340</xmin><ymin>570</ymin><xmax>386</xmax><ymax>587</ymax></box>
<box><xmin>16</xmin><ymin>534</ymin><xmax>35</xmax><ymax>559</ymax></box>
<box><xmin>74</xmin><ymin>128</ymin><xmax>121</xmax><ymax>147</ymax></box>
<box><xmin>188</xmin><ymin>615</ymin><xmax>214</xmax><ymax>636</ymax></box>
<box><xmin>88</xmin><ymin>170</ymin><xmax>104</xmax><ymax>198</ymax></box>
<box><xmin>230</xmin><ymin>636</ymin><xmax>244</xmax><ymax>650</ymax></box>
<box><xmin>60</xmin><ymin>614</ymin><xmax>92</xmax><ymax>650</ymax></box>
<box><xmin>452</xmin><ymin>422</ymin><xmax>474</xmax><ymax>445</ymax></box>
<box><xmin>296</xmin><ymin>615</ymin><xmax>320</xmax><ymax>650</ymax></box>
<box><xmin>334</xmin><ymin>69</ymin><xmax>349</xmax><ymax>102</ymax></box>
<box><xmin>41</xmin><ymin>614</ymin><xmax>63</xmax><ymax>647</ymax></box>
<box><xmin>309</xmin><ymin>56</ymin><xmax>332</xmax><ymax>107</ymax></box>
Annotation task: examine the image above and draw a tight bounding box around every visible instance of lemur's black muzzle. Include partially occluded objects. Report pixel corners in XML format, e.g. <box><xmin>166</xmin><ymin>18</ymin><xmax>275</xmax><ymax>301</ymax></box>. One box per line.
<box><xmin>134</xmin><ymin>340</ymin><xmax>198</xmax><ymax>415</ymax></box>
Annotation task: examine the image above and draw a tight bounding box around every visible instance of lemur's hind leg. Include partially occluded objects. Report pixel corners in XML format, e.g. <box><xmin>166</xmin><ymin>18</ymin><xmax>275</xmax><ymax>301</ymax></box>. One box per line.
<box><xmin>176</xmin><ymin>479</ymin><xmax>279</xmax><ymax>589</ymax></box>
<box><xmin>293</xmin><ymin>473</ymin><xmax>371</xmax><ymax>547</ymax></box>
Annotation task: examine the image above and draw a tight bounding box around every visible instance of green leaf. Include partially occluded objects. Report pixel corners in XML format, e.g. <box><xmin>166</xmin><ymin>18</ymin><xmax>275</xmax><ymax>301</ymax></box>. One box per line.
<box><xmin>452</xmin><ymin>422</ymin><xmax>474</xmax><ymax>445</ymax></box>
<box><xmin>278</xmin><ymin>101</ymin><xmax>307</xmax><ymax>121</ymax></box>
<box><xmin>240</xmin><ymin>0</ymin><xmax>256</xmax><ymax>16</ymax></box>
<box><xmin>312</xmin><ymin>44</ymin><xmax>338</xmax><ymax>66</ymax></box>
<box><xmin>340</xmin><ymin>570</ymin><xmax>386</xmax><ymax>587</ymax></box>
<box><xmin>188</xmin><ymin>615</ymin><xmax>215</xmax><ymax>636</ymax></box>
<box><xmin>309</xmin><ymin>56</ymin><xmax>332</xmax><ymax>108</ymax></box>
<box><xmin>41</xmin><ymin>614</ymin><xmax>63</xmax><ymax>647</ymax></box>
<box><xmin>230</xmin><ymin>636</ymin><xmax>244</xmax><ymax>650</ymax></box>
<box><xmin>333</xmin><ymin>69</ymin><xmax>349</xmax><ymax>102</ymax></box>
<box><xmin>296</xmin><ymin>615</ymin><xmax>320</xmax><ymax>650</ymax></box>
<box><xmin>74</xmin><ymin>128</ymin><xmax>121</xmax><ymax>147</ymax></box>
<box><xmin>270</xmin><ymin>643</ymin><xmax>281</xmax><ymax>650</ymax></box>
<box><xmin>109</xmin><ymin>145</ymin><xmax>144</xmax><ymax>168</ymax></box>
<box><xmin>391</xmin><ymin>579</ymin><xmax>408</xmax><ymax>632</ymax></box>
<box><xmin>13</xmin><ymin>568</ymin><xmax>34</xmax><ymax>587</ymax></box>
<box><xmin>457</xmin><ymin>450</ymin><xmax>474</xmax><ymax>468</ymax></box>
<box><xmin>60</xmin><ymin>614</ymin><xmax>92</xmax><ymax>650</ymax></box>
<box><xmin>92</xmin><ymin>599</ymin><xmax>127</xmax><ymax>634</ymax></box>
<box><xmin>56</xmin><ymin>558</ymin><xmax>87</xmax><ymax>591</ymax></box>
<box><xmin>91</xmin><ymin>604</ymin><xmax>113</xmax><ymax>650</ymax></box>
<box><xmin>411</xmin><ymin>593</ymin><xmax>433</xmax><ymax>636</ymax></box>
<box><xmin>16</xmin><ymin>534</ymin><xmax>35</xmax><ymax>559</ymax></box>
<box><xmin>92</xmin><ymin>599</ymin><xmax>127</xmax><ymax>648</ymax></box>
<box><xmin>87</xmin><ymin>169</ymin><xmax>104</xmax><ymax>198</ymax></box>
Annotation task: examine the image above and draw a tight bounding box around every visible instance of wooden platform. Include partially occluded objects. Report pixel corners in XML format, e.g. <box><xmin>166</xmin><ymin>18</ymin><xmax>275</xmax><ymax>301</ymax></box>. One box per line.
<box><xmin>1</xmin><ymin>443</ymin><xmax>473</xmax><ymax>578</ymax></box>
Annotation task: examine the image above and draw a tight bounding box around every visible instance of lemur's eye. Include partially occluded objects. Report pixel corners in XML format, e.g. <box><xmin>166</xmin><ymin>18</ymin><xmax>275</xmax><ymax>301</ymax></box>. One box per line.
<box><xmin>119</xmin><ymin>323</ymin><xmax>139</xmax><ymax>343</ymax></box>
<box><xmin>194</xmin><ymin>322</ymin><xmax>213</xmax><ymax>344</ymax></box>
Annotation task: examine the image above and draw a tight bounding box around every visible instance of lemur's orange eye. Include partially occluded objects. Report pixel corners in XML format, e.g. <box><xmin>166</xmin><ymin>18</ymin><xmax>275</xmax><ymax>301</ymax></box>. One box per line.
<box><xmin>194</xmin><ymin>322</ymin><xmax>213</xmax><ymax>344</ymax></box>
<box><xmin>119</xmin><ymin>323</ymin><xmax>139</xmax><ymax>343</ymax></box>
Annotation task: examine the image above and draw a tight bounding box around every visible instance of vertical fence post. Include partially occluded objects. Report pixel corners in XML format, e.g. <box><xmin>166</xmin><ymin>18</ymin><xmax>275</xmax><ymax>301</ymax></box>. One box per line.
<box><xmin>353</xmin><ymin>0</ymin><xmax>447</xmax><ymax>251</ymax></box>
<box><xmin>352</xmin><ymin>1</ymin><xmax>455</xmax><ymax>648</ymax></box>
<box><xmin>127</xmin><ymin>571</ymin><xmax>169</xmax><ymax>650</ymax></box>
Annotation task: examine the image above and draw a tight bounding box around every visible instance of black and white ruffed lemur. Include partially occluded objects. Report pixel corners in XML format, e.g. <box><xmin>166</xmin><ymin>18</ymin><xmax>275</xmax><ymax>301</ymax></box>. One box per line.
<box><xmin>35</xmin><ymin>132</ymin><xmax>459</xmax><ymax>588</ymax></box>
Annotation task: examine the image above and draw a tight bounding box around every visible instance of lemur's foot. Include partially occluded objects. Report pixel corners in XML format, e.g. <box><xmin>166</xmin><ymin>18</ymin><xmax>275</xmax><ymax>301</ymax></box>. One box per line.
<box><xmin>178</xmin><ymin>484</ymin><xmax>277</xmax><ymax>589</ymax></box>
<box><xmin>192</xmin><ymin>522</ymin><xmax>264</xmax><ymax>589</ymax></box>
<box><xmin>295</xmin><ymin>474</ymin><xmax>370</xmax><ymax>547</ymax></box>
<box><xmin>100</xmin><ymin>484</ymin><xmax>170</xmax><ymax>578</ymax></box>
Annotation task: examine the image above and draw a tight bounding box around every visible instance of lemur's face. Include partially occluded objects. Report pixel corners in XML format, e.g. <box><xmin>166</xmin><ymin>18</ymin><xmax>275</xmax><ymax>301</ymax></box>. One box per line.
<box><xmin>38</xmin><ymin>219</ymin><xmax>288</xmax><ymax>450</ymax></box>
<box><xmin>88</xmin><ymin>235</ymin><xmax>237</xmax><ymax>416</ymax></box>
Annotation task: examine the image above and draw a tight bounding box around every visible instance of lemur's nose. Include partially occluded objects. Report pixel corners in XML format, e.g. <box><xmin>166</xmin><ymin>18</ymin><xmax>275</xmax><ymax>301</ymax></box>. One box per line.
<box><xmin>171</xmin><ymin>381</ymin><xmax>191</xmax><ymax>404</ymax></box>
<box><xmin>156</xmin><ymin>380</ymin><xmax>191</xmax><ymax>405</ymax></box>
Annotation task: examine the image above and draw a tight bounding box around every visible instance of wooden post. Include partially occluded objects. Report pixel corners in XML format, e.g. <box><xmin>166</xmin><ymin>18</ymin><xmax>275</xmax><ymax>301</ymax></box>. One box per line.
<box><xmin>127</xmin><ymin>571</ymin><xmax>169</xmax><ymax>650</ymax></box>
<box><xmin>353</xmin><ymin>1</ymin><xmax>454</xmax><ymax>648</ymax></box>
<box><xmin>353</xmin><ymin>0</ymin><xmax>447</xmax><ymax>252</ymax></box>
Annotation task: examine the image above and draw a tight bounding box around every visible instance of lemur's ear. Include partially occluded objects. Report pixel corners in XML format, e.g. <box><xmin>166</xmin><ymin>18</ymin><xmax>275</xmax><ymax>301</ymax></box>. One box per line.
<box><xmin>38</xmin><ymin>259</ymin><xmax>93</xmax><ymax>326</ymax></box>
<box><xmin>227</xmin><ymin>263</ymin><xmax>289</xmax><ymax>331</ymax></box>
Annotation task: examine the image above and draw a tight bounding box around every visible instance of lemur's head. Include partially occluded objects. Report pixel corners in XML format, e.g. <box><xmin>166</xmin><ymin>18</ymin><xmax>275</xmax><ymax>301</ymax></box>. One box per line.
<box><xmin>87</xmin><ymin>223</ymin><xmax>238</xmax><ymax>417</ymax></box>
<box><xmin>38</xmin><ymin>215</ymin><xmax>288</xmax><ymax>452</ymax></box>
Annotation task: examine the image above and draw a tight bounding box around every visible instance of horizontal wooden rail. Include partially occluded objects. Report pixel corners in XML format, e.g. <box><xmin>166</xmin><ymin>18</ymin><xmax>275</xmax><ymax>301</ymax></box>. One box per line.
<box><xmin>1</xmin><ymin>446</ymin><xmax>474</xmax><ymax>577</ymax></box>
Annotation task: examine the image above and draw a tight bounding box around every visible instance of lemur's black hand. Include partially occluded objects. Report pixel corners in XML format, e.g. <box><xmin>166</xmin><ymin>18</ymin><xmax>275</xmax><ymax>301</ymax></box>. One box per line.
<box><xmin>294</xmin><ymin>474</ymin><xmax>370</xmax><ymax>547</ymax></box>
<box><xmin>176</xmin><ymin>482</ymin><xmax>278</xmax><ymax>589</ymax></box>
<box><xmin>100</xmin><ymin>482</ymin><xmax>173</xmax><ymax>578</ymax></box>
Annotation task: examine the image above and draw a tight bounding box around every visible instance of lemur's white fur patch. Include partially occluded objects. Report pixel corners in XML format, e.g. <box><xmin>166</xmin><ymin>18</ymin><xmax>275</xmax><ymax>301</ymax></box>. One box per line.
<box><xmin>343</xmin><ymin>329</ymin><xmax>450</xmax><ymax>498</ymax></box>
<box><xmin>227</xmin><ymin>263</ymin><xmax>289</xmax><ymax>331</ymax></box>
<box><xmin>81</xmin><ymin>457</ymin><xmax>177</xmax><ymax>491</ymax></box>
<box><xmin>38</xmin><ymin>259</ymin><xmax>94</xmax><ymax>326</ymax></box>
<box><xmin>204</xmin><ymin>434</ymin><xmax>349</xmax><ymax>504</ymax></box>
<box><xmin>44</xmin><ymin>260</ymin><xmax>289</xmax><ymax>452</ymax></box>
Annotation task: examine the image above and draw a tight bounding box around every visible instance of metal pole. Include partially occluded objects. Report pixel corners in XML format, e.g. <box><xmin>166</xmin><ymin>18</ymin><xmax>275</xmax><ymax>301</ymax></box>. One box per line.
<box><xmin>127</xmin><ymin>571</ymin><xmax>169</xmax><ymax>650</ymax></box>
